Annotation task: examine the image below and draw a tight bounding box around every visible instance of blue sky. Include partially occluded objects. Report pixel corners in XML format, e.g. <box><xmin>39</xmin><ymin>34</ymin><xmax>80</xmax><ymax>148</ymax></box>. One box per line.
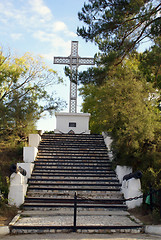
<box><xmin>0</xmin><ymin>0</ymin><xmax>98</xmax><ymax>131</ymax></box>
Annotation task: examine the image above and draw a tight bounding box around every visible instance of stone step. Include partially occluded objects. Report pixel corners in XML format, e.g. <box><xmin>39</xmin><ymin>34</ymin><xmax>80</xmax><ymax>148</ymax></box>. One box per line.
<box><xmin>38</xmin><ymin>152</ymin><xmax>109</xmax><ymax>156</ymax></box>
<box><xmin>38</xmin><ymin>145</ymin><xmax>107</xmax><ymax>149</ymax></box>
<box><xmin>34</xmin><ymin>161</ymin><xmax>112</xmax><ymax>166</ymax></box>
<box><xmin>26</xmin><ymin>191</ymin><xmax>124</xmax><ymax>199</ymax></box>
<box><xmin>34</xmin><ymin>160</ymin><xmax>111</xmax><ymax>165</ymax></box>
<box><xmin>33</xmin><ymin>165</ymin><xmax>112</xmax><ymax>170</ymax></box>
<box><xmin>19</xmin><ymin>209</ymin><xmax>130</xmax><ymax>216</ymax></box>
<box><xmin>31</xmin><ymin>172</ymin><xmax>117</xmax><ymax>177</ymax></box>
<box><xmin>31</xmin><ymin>174</ymin><xmax>117</xmax><ymax>181</ymax></box>
<box><xmin>32</xmin><ymin>168</ymin><xmax>115</xmax><ymax>173</ymax></box>
<box><xmin>34</xmin><ymin>164</ymin><xmax>112</xmax><ymax>168</ymax></box>
<box><xmin>41</xmin><ymin>138</ymin><xmax>105</xmax><ymax>143</ymax></box>
<box><xmin>10</xmin><ymin>209</ymin><xmax>143</xmax><ymax>234</ymax></box>
<box><xmin>40</xmin><ymin>140</ymin><xmax>105</xmax><ymax>144</ymax></box>
<box><xmin>38</xmin><ymin>147</ymin><xmax>108</xmax><ymax>151</ymax></box>
<box><xmin>28</xmin><ymin>178</ymin><xmax>119</xmax><ymax>184</ymax></box>
<box><xmin>40</xmin><ymin>141</ymin><xmax>105</xmax><ymax>144</ymax></box>
<box><xmin>22</xmin><ymin>202</ymin><xmax>127</xmax><ymax>211</ymax></box>
<box><xmin>39</xmin><ymin>143</ymin><xmax>106</xmax><ymax>147</ymax></box>
<box><xmin>41</xmin><ymin>135</ymin><xmax>104</xmax><ymax>140</ymax></box>
<box><xmin>39</xmin><ymin>145</ymin><xmax>106</xmax><ymax>149</ymax></box>
<box><xmin>38</xmin><ymin>151</ymin><xmax>108</xmax><ymax>155</ymax></box>
<box><xmin>24</xmin><ymin>197</ymin><xmax>125</xmax><ymax>204</ymax></box>
<box><xmin>27</xmin><ymin>182</ymin><xmax>121</xmax><ymax>188</ymax></box>
<box><xmin>27</xmin><ymin>185</ymin><xmax>121</xmax><ymax>191</ymax></box>
<box><xmin>42</xmin><ymin>133</ymin><xmax>103</xmax><ymax>137</ymax></box>
<box><xmin>36</xmin><ymin>156</ymin><xmax>110</xmax><ymax>160</ymax></box>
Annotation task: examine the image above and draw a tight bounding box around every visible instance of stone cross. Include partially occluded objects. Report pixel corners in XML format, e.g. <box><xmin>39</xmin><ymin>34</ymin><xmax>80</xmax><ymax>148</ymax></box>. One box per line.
<box><xmin>54</xmin><ymin>41</ymin><xmax>95</xmax><ymax>113</ymax></box>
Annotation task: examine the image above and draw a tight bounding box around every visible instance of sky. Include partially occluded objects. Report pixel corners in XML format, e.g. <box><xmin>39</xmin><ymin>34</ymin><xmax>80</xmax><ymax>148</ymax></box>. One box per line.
<box><xmin>0</xmin><ymin>0</ymin><xmax>98</xmax><ymax>131</ymax></box>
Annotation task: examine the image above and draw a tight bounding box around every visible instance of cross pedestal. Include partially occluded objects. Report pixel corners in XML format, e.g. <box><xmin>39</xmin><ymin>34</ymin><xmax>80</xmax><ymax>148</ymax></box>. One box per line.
<box><xmin>54</xmin><ymin>112</ymin><xmax>91</xmax><ymax>134</ymax></box>
<box><xmin>53</xmin><ymin>41</ymin><xmax>94</xmax><ymax>134</ymax></box>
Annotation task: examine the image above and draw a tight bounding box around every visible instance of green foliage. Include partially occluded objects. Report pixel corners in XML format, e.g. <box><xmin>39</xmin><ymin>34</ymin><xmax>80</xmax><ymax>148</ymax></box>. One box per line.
<box><xmin>139</xmin><ymin>37</ymin><xmax>161</xmax><ymax>89</ymax></box>
<box><xmin>0</xmin><ymin>175</ymin><xmax>9</xmax><ymax>200</ymax></box>
<box><xmin>77</xmin><ymin>0</ymin><xmax>161</xmax><ymax>64</ymax></box>
<box><xmin>0</xmin><ymin>140</ymin><xmax>25</xmax><ymax>203</ymax></box>
<box><xmin>142</xmin><ymin>168</ymin><xmax>161</xmax><ymax>192</ymax></box>
<box><xmin>77</xmin><ymin>0</ymin><xmax>161</xmax><ymax>195</ymax></box>
<box><xmin>0</xmin><ymin>49</ymin><xmax>65</xmax><ymax>142</ymax></box>
<box><xmin>80</xmin><ymin>57</ymin><xmax>161</xmax><ymax>173</ymax></box>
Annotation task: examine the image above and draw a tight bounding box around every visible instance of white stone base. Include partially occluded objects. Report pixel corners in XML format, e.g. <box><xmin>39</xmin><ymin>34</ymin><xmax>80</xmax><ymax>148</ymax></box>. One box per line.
<box><xmin>54</xmin><ymin>112</ymin><xmax>91</xmax><ymax>134</ymax></box>
<box><xmin>0</xmin><ymin>226</ymin><xmax>10</xmax><ymax>235</ymax></box>
<box><xmin>17</xmin><ymin>163</ymin><xmax>34</xmax><ymax>179</ymax></box>
<box><xmin>23</xmin><ymin>147</ymin><xmax>38</xmax><ymax>163</ymax></box>
<box><xmin>29</xmin><ymin>134</ymin><xmax>41</xmax><ymax>148</ymax></box>
<box><xmin>102</xmin><ymin>132</ymin><xmax>113</xmax><ymax>150</ymax></box>
<box><xmin>122</xmin><ymin>178</ymin><xmax>143</xmax><ymax>209</ymax></box>
<box><xmin>115</xmin><ymin>165</ymin><xmax>132</xmax><ymax>183</ymax></box>
<box><xmin>8</xmin><ymin>173</ymin><xmax>28</xmax><ymax>207</ymax></box>
<box><xmin>115</xmin><ymin>165</ymin><xmax>143</xmax><ymax>209</ymax></box>
<box><xmin>145</xmin><ymin>225</ymin><xmax>161</xmax><ymax>236</ymax></box>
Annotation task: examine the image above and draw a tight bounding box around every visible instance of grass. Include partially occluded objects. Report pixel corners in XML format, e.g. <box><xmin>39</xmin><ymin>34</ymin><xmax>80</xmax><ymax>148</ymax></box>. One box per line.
<box><xmin>0</xmin><ymin>139</ymin><xmax>24</xmax><ymax>226</ymax></box>
<box><xmin>0</xmin><ymin>201</ymin><xmax>18</xmax><ymax>226</ymax></box>
<box><xmin>0</xmin><ymin>140</ymin><xmax>24</xmax><ymax>194</ymax></box>
<box><xmin>128</xmin><ymin>206</ymin><xmax>161</xmax><ymax>225</ymax></box>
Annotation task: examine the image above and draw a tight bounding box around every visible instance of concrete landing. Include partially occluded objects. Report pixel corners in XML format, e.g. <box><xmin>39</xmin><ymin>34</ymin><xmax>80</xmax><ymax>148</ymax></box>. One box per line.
<box><xmin>10</xmin><ymin>209</ymin><xmax>143</xmax><ymax>234</ymax></box>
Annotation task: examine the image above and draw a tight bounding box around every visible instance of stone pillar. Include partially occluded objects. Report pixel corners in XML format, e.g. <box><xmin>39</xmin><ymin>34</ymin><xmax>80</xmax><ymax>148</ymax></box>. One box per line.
<box><xmin>8</xmin><ymin>172</ymin><xmax>28</xmax><ymax>207</ymax></box>
<box><xmin>115</xmin><ymin>165</ymin><xmax>132</xmax><ymax>183</ymax></box>
<box><xmin>102</xmin><ymin>132</ymin><xmax>113</xmax><ymax>160</ymax></box>
<box><xmin>23</xmin><ymin>147</ymin><xmax>38</xmax><ymax>163</ymax></box>
<box><xmin>29</xmin><ymin>134</ymin><xmax>41</xmax><ymax>148</ymax></box>
<box><xmin>122</xmin><ymin>178</ymin><xmax>143</xmax><ymax>209</ymax></box>
<box><xmin>17</xmin><ymin>163</ymin><xmax>34</xmax><ymax>179</ymax></box>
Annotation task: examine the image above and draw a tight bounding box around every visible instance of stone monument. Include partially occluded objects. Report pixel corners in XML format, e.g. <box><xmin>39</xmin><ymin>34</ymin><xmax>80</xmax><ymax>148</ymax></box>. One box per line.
<box><xmin>53</xmin><ymin>41</ymin><xmax>95</xmax><ymax>134</ymax></box>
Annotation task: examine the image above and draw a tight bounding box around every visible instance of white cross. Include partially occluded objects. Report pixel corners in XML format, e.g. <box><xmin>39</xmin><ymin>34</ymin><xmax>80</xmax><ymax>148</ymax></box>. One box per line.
<box><xmin>54</xmin><ymin>41</ymin><xmax>95</xmax><ymax>113</ymax></box>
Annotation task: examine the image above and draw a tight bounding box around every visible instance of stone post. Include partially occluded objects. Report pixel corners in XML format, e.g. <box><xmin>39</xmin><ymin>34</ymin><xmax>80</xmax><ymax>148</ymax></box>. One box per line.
<box><xmin>8</xmin><ymin>172</ymin><xmax>28</xmax><ymax>207</ymax></box>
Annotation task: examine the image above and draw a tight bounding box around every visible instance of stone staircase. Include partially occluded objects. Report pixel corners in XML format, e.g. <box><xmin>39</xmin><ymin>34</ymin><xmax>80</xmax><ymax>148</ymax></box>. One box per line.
<box><xmin>10</xmin><ymin>134</ymin><xmax>143</xmax><ymax>234</ymax></box>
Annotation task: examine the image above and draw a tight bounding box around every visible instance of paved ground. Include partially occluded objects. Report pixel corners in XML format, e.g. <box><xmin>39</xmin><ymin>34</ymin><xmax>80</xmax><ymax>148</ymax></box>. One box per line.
<box><xmin>13</xmin><ymin>210</ymin><xmax>141</xmax><ymax>227</ymax></box>
<box><xmin>1</xmin><ymin>233</ymin><xmax>161</xmax><ymax>240</ymax></box>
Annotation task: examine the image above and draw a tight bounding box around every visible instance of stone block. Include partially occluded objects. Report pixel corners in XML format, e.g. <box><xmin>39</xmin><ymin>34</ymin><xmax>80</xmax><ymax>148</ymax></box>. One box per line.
<box><xmin>29</xmin><ymin>134</ymin><xmax>41</xmax><ymax>148</ymax></box>
<box><xmin>145</xmin><ymin>225</ymin><xmax>161</xmax><ymax>236</ymax></box>
<box><xmin>17</xmin><ymin>162</ymin><xmax>34</xmax><ymax>179</ymax></box>
<box><xmin>116</xmin><ymin>165</ymin><xmax>132</xmax><ymax>184</ymax></box>
<box><xmin>122</xmin><ymin>178</ymin><xmax>143</xmax><ymax>209</ymax></box>
<box><xmin>0</xmin><ymin>226</ymin><xmax>10</xmax><ymax>235</ymax></box>
<box><xmin>102</xmin><ymin>132</ymin><xmax>113</xmax><ymax>150</ymax></box>
<box><xmin>23</xmin><ymin>147</ymin><xmax>38</xmax><ymax>162</ymax></box>
<box><xmin>8</xmin><ymin>183</ymin><xmax>28</xmax><ymax>207</ymax></box>
<box><xmin>54</xmin><ymin>112</ymin><xmax>91</xmax><ymax>134</ymax></box>
<box><xmin>10</xmin><ymin>172</ymin><xmax>25</xmax><ymax>185</ymax></box>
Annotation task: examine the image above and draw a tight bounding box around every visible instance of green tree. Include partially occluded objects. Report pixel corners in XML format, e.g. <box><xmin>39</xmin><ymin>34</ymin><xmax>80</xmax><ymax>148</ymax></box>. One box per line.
<box><xmin>0</xmin><ymin>49</ymin><xmax>64</xmax><ymax>141</ymax></box>
<box><xmin>139</xmin><ymin>37</ymin><xmax>161</xmax><ymax>89</ymax></box>
<box><xmin>77</xmin><ymin>0</ymin><xmax>161</xmax><ymax>64</ymax></box>
<box><xmin>80</xmin><ymin>57</ymin><xmax>161</xmax><ymax>169</ymax></box>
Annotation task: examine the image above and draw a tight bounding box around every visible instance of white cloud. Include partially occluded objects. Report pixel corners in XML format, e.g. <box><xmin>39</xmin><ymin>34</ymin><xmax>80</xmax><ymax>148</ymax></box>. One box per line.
<box><xmin>53</xmin><ymin>21</ymin><xmax>67</xmax><ymax>32</ymax></box>
<box><xmin>0</xmin><ymin>0</ymin><xmax>77</xmax><ymax>63</ymax></box>
<box><xmin>10</xmin><ymin>33</ymin><xmax>22</xmax><ymax>40</ymax></box>
<box><xmin>0</xmin><ymin>1</ymin><xmax>75</xmax><ymax>37</ymax></box>
<box><xmin>65</xmin><ymin>30</ymin><xmax>77</xmax><ymax>38</ymax></box>
<box><xmin>32</xmin><ymin>30</ymin><xmax>71</xmax><ymax>53</ymax></box>
<box><xmin>28</xmin><ymin>0</ymin><xmax>52</xmax><ymax>20</ymax></box>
